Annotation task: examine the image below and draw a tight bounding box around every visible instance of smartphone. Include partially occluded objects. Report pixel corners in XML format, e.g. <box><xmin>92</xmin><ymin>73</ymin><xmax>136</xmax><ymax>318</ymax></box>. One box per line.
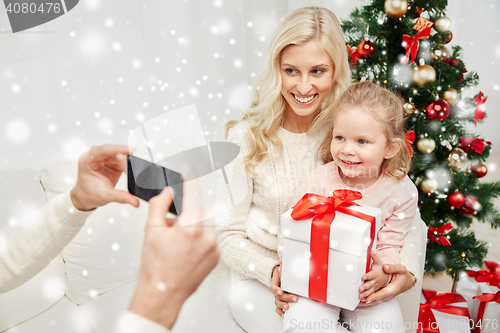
<box><xmin>127</xmin><ymin>155</ymin><xmax>183</xmax><ymax>215</ymax></box>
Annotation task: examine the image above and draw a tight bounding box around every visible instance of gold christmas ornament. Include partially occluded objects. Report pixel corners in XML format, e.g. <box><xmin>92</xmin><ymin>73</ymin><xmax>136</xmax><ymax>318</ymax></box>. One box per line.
<box><xmin>384</xmin><ymin>0</ymin><xmax>408</xmax><ymax>19</ymax></box>
<box><xmin>412</xmin><ymin>62</ymin><xmax>436</xmax><ymax>87</ymax></box>
<box><xmin>417</xmin><ymin>137</ymin><xmax>436</xmax><ymax>153</ymax></box>
<box><xmin>421</xmin><ymin>177</ymin><xmax>438</xmax><ymax>193</ymax></box>
<box><xmin>447</xmin><ymin>148</ymin><xmax>468</xmax><ymax>169</ymax></box>
<box><xmin>404</xmin><ymin>101</ymin><xmax>416</xmax><ymax>115</ymax></box>
<box><xmin>443</xmin><ymin>87</ymin><xmax>458</xmax><ymax>105</ymax></box>
<box><xmin>434</xmin><ymin>16</ymin><xmax>452</xmax><ymax>32</ymax></box>
<box><xmin>433</xmin><ymin>45</ymin><xmax>450</xmax><ymax>60</ymax></box>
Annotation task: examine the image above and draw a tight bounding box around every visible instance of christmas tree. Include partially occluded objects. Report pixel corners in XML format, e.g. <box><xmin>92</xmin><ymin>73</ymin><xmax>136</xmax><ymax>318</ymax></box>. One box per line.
<box><xmin>341</xmin><ymin>0</ymin><xmax>500</xmax><ymax>283</ymax></box>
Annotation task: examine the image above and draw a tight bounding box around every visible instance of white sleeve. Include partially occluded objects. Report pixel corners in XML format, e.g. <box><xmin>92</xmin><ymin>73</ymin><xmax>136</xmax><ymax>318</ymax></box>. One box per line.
<box><xmin>399</xmin><ymin>208</ymin><xmax>426</xmax><ymax>293</ymax></box>
<box><xmin>114</xmin><ymin>312</ymin><xmax>170</xmax><ymax>333</ymax></box>
<box><xmin>0</xmin><ymin>192</ymin><xmax>92</xmax><ymax>293</ymax></box>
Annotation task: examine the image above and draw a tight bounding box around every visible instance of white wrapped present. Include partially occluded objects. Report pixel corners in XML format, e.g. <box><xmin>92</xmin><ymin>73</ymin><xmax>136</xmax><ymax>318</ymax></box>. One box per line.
<box><xmin>471</xmin><ymin>284</ymin><xmax>500</xmax><ymax>333</ymax></box>
<box><xmin>418</xmin><ymin>289</ymin><xmax>472</xmax><ymax>333</ymax></box>
<box><xmin>280</xmin><ymin>191</ymin><xmax>381</xmax><ymax>310</ymax></box>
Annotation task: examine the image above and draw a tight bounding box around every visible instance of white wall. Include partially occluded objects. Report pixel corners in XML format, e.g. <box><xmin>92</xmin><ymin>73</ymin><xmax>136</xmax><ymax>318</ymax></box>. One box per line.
<box><xmin>1</xmin><ymin>0</ymin><xmax>499</xmax><ymax>172</ymax></box>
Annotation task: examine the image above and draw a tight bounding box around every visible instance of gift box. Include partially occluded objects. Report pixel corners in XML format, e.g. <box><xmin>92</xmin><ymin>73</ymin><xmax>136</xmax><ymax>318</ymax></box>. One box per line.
<box><xmin>418</xmin><ymin>289</ymin><xmax>472</xmax><ymax>333</ymax></box>
<box><xmin>471</xmin><ymin>284</ymin><xmax>500</xmax><ymax>333</ymax></box>
<box><xmin>457</xmin><ymin>261</ymin><xmax>500</xmax><ymax>316</ymax></box>
<box><xmin>280</xmin><ymin>190</ymin><xmax>381</xmax><ymax>310</ymax></box>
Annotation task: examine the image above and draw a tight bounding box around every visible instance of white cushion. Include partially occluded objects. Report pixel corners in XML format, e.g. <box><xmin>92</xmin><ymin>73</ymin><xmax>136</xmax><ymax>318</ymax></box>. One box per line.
<box><xmin>40</xmin><ymin>160</ymin><xmax>149</xmax><ymax>304</ymax></box>
<box><xmin>79</xmin><ymin>280</ymin><xmax>137</xmax><ymax>333</ymax></box>
<box><xmin>2</xmin><ymin>296</ymin><xmax>94</xmax><ymax>333</ymax></box>
<box><xmin>172</xmin><ymin>261</ymin><xmax>245</xmax><ymax>333</ymax></box>
<box><xmin>0</xmin><ymin>169</ymin><xmax>66</xmax><ymax>331</ymax></box>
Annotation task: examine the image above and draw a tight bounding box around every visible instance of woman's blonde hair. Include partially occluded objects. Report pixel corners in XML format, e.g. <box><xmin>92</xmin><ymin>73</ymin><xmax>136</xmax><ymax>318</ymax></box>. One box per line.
<box><xmin>225</xmin><ymin>6</ymin><xmax>351</xmax><ymax>176</ymax></box>
<box><xmin>318</xmin><ymin>81</ymin><xmax>411</xmax><ymax>180</ymax></box>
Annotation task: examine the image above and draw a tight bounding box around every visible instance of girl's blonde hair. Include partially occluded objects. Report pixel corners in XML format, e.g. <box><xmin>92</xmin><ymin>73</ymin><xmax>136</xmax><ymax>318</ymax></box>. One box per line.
<box><xmin>225</xmin><ymin>6</ymin><xmax>351</xmax><ymax>176</ymax></box>
<box><xmin>318</xmin><ymin>81</ymin><xmax>411</xmax><ymax>180</ymax></box>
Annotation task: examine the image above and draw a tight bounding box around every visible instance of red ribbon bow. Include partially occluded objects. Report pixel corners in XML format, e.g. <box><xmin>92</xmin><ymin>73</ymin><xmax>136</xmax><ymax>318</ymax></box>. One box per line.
<box><xmin>418</xmin><ymin>289</ymin><xmax>470</xmax><ymax>333</ymax></box>
<box><xmin>473</xmin><ymin>92</ymin><xmax>488</xmax><ymax>126</ymax></box>
<box><xmin>472</xmin><ymin>291</ymin><xmax>500</xmax><ymax>333</ymax></box>
<box><xmin>460</xmin><ymin>137</ymin><xmax>492</xmax><ymax>155</ymax></box>
<box><xmin>427</xmin><ymin>223</ymin><xmax>452</xmax><ymax>246</ymax></box>
<box><xmin>467</xmin><ymin>261</ymin><xmax>500</xmax><ymax>288</ymax></box>
<box><xmin>347</xmin><ymin>44</ymin><xmax>360</xmax><ymax>68</ymax></box>
<box><xmin>401</xmin><ymin>27</ymin><xmax>431</xmax><ymax>65</ymax></box>
<box><xmin>405</xmin><ymin>131</ymin><xmax>415</xmax><ymax>157</ymax></box>
<box><xmin>291</xmin><ymin>190</ymin><xmax>376</xmax><ymax>303</ymax></box>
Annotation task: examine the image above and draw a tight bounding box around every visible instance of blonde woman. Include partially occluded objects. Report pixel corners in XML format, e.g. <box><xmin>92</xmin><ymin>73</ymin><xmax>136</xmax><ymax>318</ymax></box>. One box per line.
<box><xmin>216</xmin><ymin>7</ymin><xmax>423</xmax><ymax>333</ymax></box>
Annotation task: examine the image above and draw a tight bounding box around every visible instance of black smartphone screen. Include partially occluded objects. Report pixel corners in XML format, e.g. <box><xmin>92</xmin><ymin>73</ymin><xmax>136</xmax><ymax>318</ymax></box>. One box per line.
<box><xmin>127</xmin><ymin>155</ymin><xmax>183</xmax><ymax>215</ymax></box>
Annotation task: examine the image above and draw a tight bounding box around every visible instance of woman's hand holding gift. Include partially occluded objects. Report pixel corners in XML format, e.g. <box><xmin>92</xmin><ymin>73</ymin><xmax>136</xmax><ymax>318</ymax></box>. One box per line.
<box><xmin>270</xmin><ymin>259</ymin><xmax>298</xmax><ymax>317</ymax></box>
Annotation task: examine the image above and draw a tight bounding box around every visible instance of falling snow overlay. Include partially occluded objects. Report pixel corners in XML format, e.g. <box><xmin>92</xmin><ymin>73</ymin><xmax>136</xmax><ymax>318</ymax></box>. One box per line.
<box><xmin>1</xmin><ymin>0</ymin><xmax>500</xmax><ymax>332</ymax></box>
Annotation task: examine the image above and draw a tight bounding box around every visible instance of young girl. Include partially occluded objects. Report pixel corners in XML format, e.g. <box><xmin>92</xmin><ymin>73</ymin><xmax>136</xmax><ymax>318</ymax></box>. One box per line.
<box><xmin>280</xmin><ymin>80</ymin><xmax>418</xmax><ymax>332</ymax></box>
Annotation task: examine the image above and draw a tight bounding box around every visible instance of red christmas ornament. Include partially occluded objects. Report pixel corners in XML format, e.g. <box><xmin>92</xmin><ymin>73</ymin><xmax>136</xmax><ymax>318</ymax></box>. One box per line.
<box><xmin>424</xmin><ymin>99</ymin><xmax>450</xmax><ymax>121</ymax></box>
<box><xmin>473</xmin><ymin>92</ymin><xmax>488</xmax><ymax>126</ymax></box>
<box><xmin>471</xmin><ymin>163</ymin><xmax>488</xmax><ymax>178</ymax></box>
<box><xmin>445</xmin><ymin>31</ymin><xmax>453</xmax><ymax>44</ymax></box>
<box><xmin>460</xmin><ymin>195</ymin><xmax>479</xmax><ymax>216</ymax></box>
<box><xmin>447</xmin><ymin>192</ymin><xmax>465</xmax><ymax>208</ymax></box>
<box><xmin>357</xmin><ymin>40</ymin><xmax>375</xmax><ymax>57</ymax></box>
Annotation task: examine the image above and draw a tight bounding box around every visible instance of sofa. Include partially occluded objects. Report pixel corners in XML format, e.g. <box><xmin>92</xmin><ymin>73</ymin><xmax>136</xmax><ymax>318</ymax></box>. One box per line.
<box><xmin>0</xmin><ymin>160</ymin><xmax>426</xmax><ymax>333</ymax></box>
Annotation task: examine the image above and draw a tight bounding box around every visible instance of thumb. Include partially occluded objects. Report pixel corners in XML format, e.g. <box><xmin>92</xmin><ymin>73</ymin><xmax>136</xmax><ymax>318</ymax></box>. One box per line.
<box><xmin>383</xmin><ymin>263</ymin><xmax>408</xmax><ymax>275</ymax></box>
<box><xmin>370</xmin><ymin>250</ymin><xmax>383</xmax><ymax>266</ymax></box>
<box><xmin>147</xmin><ymin>187</ymin><xmax>174</xmax><ymax>227</ymax></box>
<box><xmin>105</xmin><ymin>189</ymin><xmax>140</xmax><ymax>207</ymax></box>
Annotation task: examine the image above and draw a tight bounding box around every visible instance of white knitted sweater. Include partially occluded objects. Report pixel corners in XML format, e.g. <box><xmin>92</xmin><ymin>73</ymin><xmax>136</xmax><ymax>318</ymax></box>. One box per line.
<box><xmin>216</xmin><ymin>120</ymin><xmax>424</xmax><ymax>290</ymax></box>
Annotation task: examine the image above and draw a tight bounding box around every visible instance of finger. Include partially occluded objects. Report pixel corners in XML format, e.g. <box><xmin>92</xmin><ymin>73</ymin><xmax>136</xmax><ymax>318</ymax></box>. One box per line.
<box><xmin>370</xmin><ymin>250</ymin><xmax>383</xmax><ymax>266</ymax></box>
<box><xmin>361</xmin><ymin>271</ymin><xmax>375</xmax><ymax>281</ymax></box>
<box><xmin>364</xmin><ymin>286</ymin><xmax>395</xmax><ymax>304</ymax></box>
<box><xmin>178</xmin><ymin>177</ymin><xmax>204</xmax><ymax>227</ymax></box>
<box><xmin>359</xmin><ymin>279</ymin><xmax>374</xmax><ymax>293</ymax></box>
<box><xmin>277</xmin><ymin>293</ymin><xmax>298</xmax><ymax>303</ymax></box>
<box><xmin>105</xmin><ymin>189</ymin><xmax>140</xmax><ymax>207</ymax></box>
<box><xmin>360</xmin><ymin>287</ymin><xmax>374</xmax><ymax>299</ymax></box>
<box><xmin>275</xmin><ymin>307</ymin><xmax>284</xmax><ymax>317</ymax></box>
<box><xmin>383</xmin><ymin>263</ymin><xmax>407</xmax><ymax>274</ymax></box>
<box><xmin>275</xmin><ymin>299</ymin><xmax>290</xmax><ymax>311</ymax></box>
<box><xmin>89</xmin><ymin>144</ymin><xmax>131</xmax><ymax>161</ymax></box>
<box><xmin>147</xmin><ymin>187</ymin><xmax>174</xmax><ymax>227</ymax></box>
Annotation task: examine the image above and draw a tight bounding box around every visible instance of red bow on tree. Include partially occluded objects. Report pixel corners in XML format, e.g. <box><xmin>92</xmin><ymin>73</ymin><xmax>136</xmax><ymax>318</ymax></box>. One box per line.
<box><xmin>460</xmin><ymin>137</ymin><xmax>492</xmax><ymax>155</ymax></box>
<box><xmin>427</xmin><ymin>223</ymin><xmax>452</xmax><ymax>246</ymax></box>
<box><xmin>347</xmin><ymin>44</ymin><xmax>360</xmax><ymax>68</ymax></box>
<box><xmin>467</xmin><ymin>261</ymin><xmax>500</xmax><ymax>288</ymax></box>
<box><xmin>473</xmin><ymin>92</ymin><xmax>488</xmax><ymax>126</ymax></box>
<box><xmin>418</xmin><ymin>289</ymin><xmax>470</xmax><ymax>333</ymax></box>
<box><xmin>401</xmin><ymin>27</ymin><xmax>431</xmax><ymax>65</ymax></box>
<box><xmin>405</xmin><ymin>131</ymin><xmax>415</xmax><ymax>157</ymax></box>
<box><xmin>472</xmin><ymin>291</ymin><xmax>500</xmax><ymax>333</ymax></box>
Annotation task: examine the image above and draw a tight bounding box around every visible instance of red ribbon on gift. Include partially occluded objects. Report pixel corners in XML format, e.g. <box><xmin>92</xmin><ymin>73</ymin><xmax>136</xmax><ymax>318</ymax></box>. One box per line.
<box><xmin>347</xmin><ymin>44</ymin><xmax>360</xmax><ymax>68</ymax></box>
<box><xmin>405</xmin><ymin>131</ymin><xmax>415</xmax><ymax>157</ymax></box>
<box><xmin>291</xmin><ymin>190</ymin><xmax>376</xmax><ymax>303</ymax></box>
<box><xmin>467</xmin><ymin>261</ymin><xmax>500</xmax><ymax>288</ymax></box>
<box><xmin>418</xmin><ymin>289</ymin><xmax>470</xmax><ymax>333</ymax></box>
<box><xmin>473</xmin><ymin>92</ymin><xmax>488</xmax><ymax>126</ymax></box>
<box><xmin>401</xmin><ymin>27</ymin><xmax>431</xmax><ymax>65</ymax></box>
<box><xmin>472</xmin><ymin>291</ymin><xmax>500</xmax><ymax>333</ymax></box>
<box><xmin>427</xmin><ymin>223</ymin><xmax>452</xmax><ymax>246</ymax></box>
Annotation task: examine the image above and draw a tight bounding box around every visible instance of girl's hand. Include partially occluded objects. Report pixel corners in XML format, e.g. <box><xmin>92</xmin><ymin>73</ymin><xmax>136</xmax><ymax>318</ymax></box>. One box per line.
<box><xmin>270</xmin><ymin>262</ymin><xmax>298</xmax><ymax>317</ymax></box>
<box><xmin>359</xmin><ymin>251</ymin><xmax>390</xmax><ymax>301</ymax></box>
<box><xmin>357</xmin><ymin>261</ymin><xmax>416</xmax><ymax>307</ymax></box>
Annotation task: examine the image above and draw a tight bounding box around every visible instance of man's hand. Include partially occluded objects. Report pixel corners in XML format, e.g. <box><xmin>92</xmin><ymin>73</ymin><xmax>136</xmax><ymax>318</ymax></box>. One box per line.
<box><xmin>128</xmin><ymin>185</ymin><xmax>220</xmax><ymax>329</ymax></box>
<box><xmin>70</xmin><ymin>144</ymin><xmax>139</xmax><ymax>211</ymax></box>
